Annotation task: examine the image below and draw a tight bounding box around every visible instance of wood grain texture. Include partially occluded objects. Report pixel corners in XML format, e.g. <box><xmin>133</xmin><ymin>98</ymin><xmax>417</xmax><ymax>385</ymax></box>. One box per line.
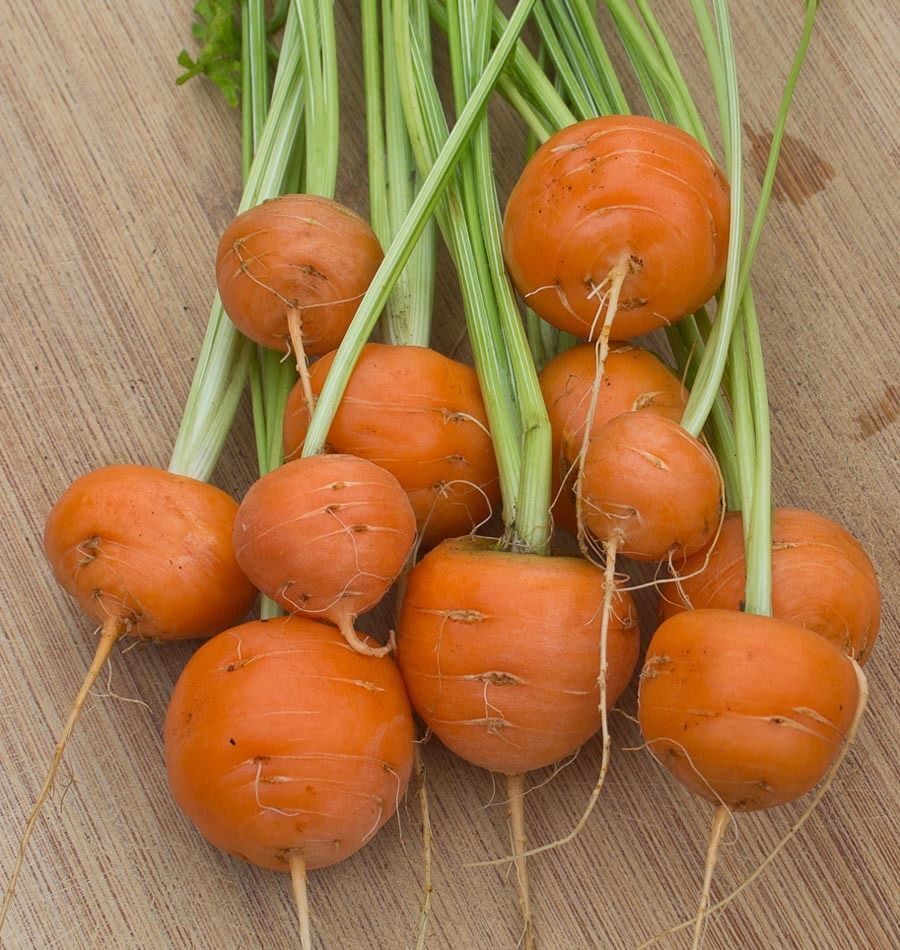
<box><xmin>0</xmin><ymin>2</ymin><xmax>897</xmax><ymax>948</ymax></box>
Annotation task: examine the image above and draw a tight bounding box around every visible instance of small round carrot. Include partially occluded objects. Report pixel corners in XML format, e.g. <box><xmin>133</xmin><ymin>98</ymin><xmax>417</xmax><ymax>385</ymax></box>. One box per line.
<box><xmin>396</xmin><ymin>537</ymin><xmax>639</xmax><ymax>775</ymax></box>
<box><xmin>503</xmin><ymin>115</ymin><xmax>730</xmax><ymax>341</ymax></box>
<box><xmin>539</xmin><ymin>342</ymin><xmax>688</xmax><ymax>534</ymax></box>
<box><xmin>45</xmin><ymin>464</ymin><xmax>256</xmax><ymax>639</ymax></box>
<box><xmin>283</xmin><ymin>343</ymin><xmax>500</xmax><ymax>546</ymax></box>
<box><xmin>233</xmin><ymin>454</ymin><xmax>417</xmax><ymax>656</ymax></box>
<box><xmin>216</xmin><ymin>193</ymin><xmax>383</xmax><ymax>411</ymax></box>
<box><xmin>580</xmin><ymin>412</ymin><xmax>722</xmax><ymax>562</ymax></box>
<box><xmin>165</xmin><ymin>616</ymin><xmax>414</xmax><ymax>939</ymax></box>
<box><xmin>659</xmin><ymin>508</ymin><xmax>881</xmax><ymax>662</ymax></box>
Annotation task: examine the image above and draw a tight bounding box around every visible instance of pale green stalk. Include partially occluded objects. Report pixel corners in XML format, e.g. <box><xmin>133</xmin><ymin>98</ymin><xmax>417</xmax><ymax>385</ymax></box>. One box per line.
<box><xmin>301</xmin><ymin>0</ymin><xmax>540</xmax><ymax>466</ymax></box>
<box><xmin>169</xmin><ymin>8</ymin><xmax>305</xmax><ymax>480</ymax></box>
<box><xmin>679</xmin><ymin>0</ymin><xmax>744</xmax><ymax>438</ymax></box>
<box><xmin>452</xmin><ymin>0</ymin><xmax>552</xmax><ymax>551</ymax></box>
<box><xmin>396</xmin><ymin>0</ymin><xmax>521</xmax><ymax>519</ymax></box>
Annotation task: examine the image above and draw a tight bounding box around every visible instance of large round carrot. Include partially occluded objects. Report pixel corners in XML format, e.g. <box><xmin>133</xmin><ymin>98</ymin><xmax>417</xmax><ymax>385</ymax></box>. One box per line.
<box><xmin>658</xmin><ymin>508</ymin><xmax>881</xmax><ymax>662</ymax></box>
<box><xmin>639</xmin><ymin>609</ymin><xmax>860</xmax><ymax>810</ymax></box>
<box><xmin>0</xmin><ymin>465</ymin><xmax>256</xmax><ymax>929</ymax></box>
<box><xmin>283</xmin><ymin>343</ymin><xmax>500</xmax><ymax>546</ymax></box>
<box><xmin>165</xmin><ymin>617</ymin><xmax>414</xmax><ymax>934</ymax></box>
<box><xmin>233</xmin><ymin>454</ymin><xmax>417</xmax><ymax>655</ymax></box>
<box><xmin>396</xmin><ymin>538</ymin><xmax>639</xmax><ymax>774</ymax></box>
<box><xmin>503</xmin><ymin>115</ymin><xmax>729</xmax><ymax>341</ymax></box>
<box><xmin>215</xmin><ymin>194</ymin><xmax>383</xmax><ymax>361</ymax></box>
<box><xmin>540</xmin><ymin>342</ymin><xmax>688</xmax><ymax>534</ymax></box>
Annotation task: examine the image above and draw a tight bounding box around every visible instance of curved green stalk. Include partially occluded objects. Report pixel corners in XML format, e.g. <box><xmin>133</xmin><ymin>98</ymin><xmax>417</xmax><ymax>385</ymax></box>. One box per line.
<box><xmin>679</xmin><ymin>0</ymin><xmax>743</xmax><ymax>437</ymax></box>
<box><xmin>430</xmin><ymin>0</ymin><xmax>576</xmax><ymax>132</ymax></box>
<box><xmin>742</xmin><ymin>292</ymin><xmax>772</xmax><ymax>615</ymax></box>
<box><xmin>300</xmin><ymin>0</ymin><xmax>540</xmax><ymax>462</ymax></box>
<box><xmin>452</xmin><ymin>0</ymin><xmax>551</xmax><ymax>552</ymax></box>
<box><xmin>396</xmin><ymin>0</ymin><xmax>520</xmax><ymax>520</ymax></box>
<box><xmin>169</xmin><ymin>8</ymin><xmax>305</xmax><ymax>480</ymax></box>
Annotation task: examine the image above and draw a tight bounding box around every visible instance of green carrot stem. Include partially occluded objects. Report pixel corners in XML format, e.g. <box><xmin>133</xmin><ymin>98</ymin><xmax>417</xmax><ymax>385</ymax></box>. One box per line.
<box><xmin>451</xmin><ymin>0</ymin><xmax>552</xmax><ymax>552</ymax></box>
<box><xmin>742</xmin><ymin>292</ymin><xmax>773</xmax><ymax>615</ymax></box>
<box><xmin>396</xmin><ymin>0</ymin><xmax>521</xmax><ymax>521</ymax></box>
<box><xmin>679</xmin><ymin>0</ymin><xmax>744</xmax><ymax>438</ymax></box>
<box><xmin>568</xmin><ymin>0</ymin><xmax>629</xmax><ymax>113</ymax></box>
<box><xmin>169</xmin><ymin>8</ymin><xmax>305</xmax><ymax>480</ymax></box>
<box><xmin>430</xmin><ymin>0</ymin><xmax>577</xmax><ymax>131</ymax></box>
<box><xmin>736</xmin><ymin>0</ymin><xmax>819</xmax><ymax>301</ymax></box>
<box><xmin>300</xmin><ymin>0</ymin><xmax>540</xmax><ymax>463</ymax></box>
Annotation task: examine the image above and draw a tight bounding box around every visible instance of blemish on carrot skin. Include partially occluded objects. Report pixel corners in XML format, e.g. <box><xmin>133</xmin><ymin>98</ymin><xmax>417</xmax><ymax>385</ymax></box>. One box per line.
<box><xmin>852</xmin><ymin>383</ymin><xmax>900</xmax><ymax>442</ymax></box>
<box><xmin>744</xmin><ymin>124</ymin><xmax>836</xmax><ymax>206</ymax></box>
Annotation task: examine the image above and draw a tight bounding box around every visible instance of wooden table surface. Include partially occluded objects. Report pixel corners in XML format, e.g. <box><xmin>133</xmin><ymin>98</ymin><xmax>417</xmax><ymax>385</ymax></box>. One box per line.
<box><xmin>1</xmin><ymin>2</ymin><xmax>897</xmax><ymax>948</ymax></box>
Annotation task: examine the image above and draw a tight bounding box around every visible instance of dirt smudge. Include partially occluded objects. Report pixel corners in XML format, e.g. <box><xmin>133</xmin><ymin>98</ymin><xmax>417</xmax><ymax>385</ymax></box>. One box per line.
<box><xmin>744</xmin><ymin>124</ymin><xmax>836</xmax><ymax>206</ymax></box>
<box><xmin>853</xmin><ymin>384</ymin><xmax>900</xmax><ymax>442</ymax></box>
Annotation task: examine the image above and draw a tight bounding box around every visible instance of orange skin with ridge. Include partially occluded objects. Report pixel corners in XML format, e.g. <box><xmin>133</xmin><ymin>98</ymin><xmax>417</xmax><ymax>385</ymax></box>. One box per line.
<box><xmin>233</xmin><ymin>455</ymin><xmax>416</xmax><ymax>633</ymax></box>
<box><xmin>396</xmin><ymin>538</ymin><xmax>640</xmax><ymax>774</ymax></box>
<box><xmin>659</xmin><ymin>508</ymin><xmax>881</xmax><ymax>663</ymax></box>
<box><xmin>283</xmin><ymin>343</ymin><xmax>500</xmax><ymax>546</ymax></box>
<box><xmin>539</xmin><ymin>342</ymin><xmax>688</xmax><ymax>535</ymax></box>
<box><xmin>581</xmin><ymin>412</ymin><xmax>722</xmax><ymax>561</ymax></box>
<box><xmin>215</xmin><ymin>194</ymin><xmax>383</xmax><ymax>355</ymax></box>
<box><xmin>639</xmin><ymin>609</ymin><xmax>859</xmax><ymax>811</ymax></box>
<box><xmin>164</xmin><ymin>617</ymin><xmax>414</xmax><ymax>872</ymax></box>
<box><xmin>503</xmin><ymin>115</ymin><xmax>730</xmax><ymax>340</ymax></box>
<box><xmin>44</xmin><ymin>465</ymin><xmax>256</xmax><ymax>639</ymax></box>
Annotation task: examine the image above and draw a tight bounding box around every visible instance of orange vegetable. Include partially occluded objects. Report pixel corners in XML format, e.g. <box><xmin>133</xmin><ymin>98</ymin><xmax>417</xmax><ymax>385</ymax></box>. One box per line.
<box><xmin>165</xmin><ymin>616</ymin><xmax>414</xmax><ymax>871</ymax></box>
<box><xmin>283</xmin><ymin>343</ymin><xmax>500</xmax><ymax>545</ymax></box>
<box><xmin>639</xmin><ymin>609</ymin><xmax>860</xmax><ymax>810</ymax></box>
<box><xmin>164</xmin><ymin>616</ymin><xmax>414</xmax><ymax>942</ymax></box>
<box><xmin>503</xmin><ymin>115</ymin><xmax>729</xmax><ymax>340</ymax></box>
<box><xmin>1</xmin><ymin>465</ymin><xmax>255</xmax><ymax>927</ymax></box>
<box><xmin>45</xmin><ymin>464</ymin><xmax>255</xmax><ymax>639</ymax></box>
<box><xmin>233</xmin><ymin>455</ymin><xmax>416</xmax><ymax>655</ymax></box>
<box><xmin>580</xmin><ymin>412</ymin><xmax>722</xmax><ymax>562</ymax></box>
<box><xmin>215</xmin><ymin>194</ymin><xmax>383</xmax><ymax>357</ymax></box>
<box><xmin>659</xmin><ymin>508</ymin><xmax>881</xmax><ymax>662</ymax></box>
<box><xmin>539</xmin><ymin>342</ymin><xmax>687</xmax><ymax>534</ymax></box>
<box><xmin>396</xmin><ymin>538</ymin><xmax>639</xmax><ymax>774</ymax></box>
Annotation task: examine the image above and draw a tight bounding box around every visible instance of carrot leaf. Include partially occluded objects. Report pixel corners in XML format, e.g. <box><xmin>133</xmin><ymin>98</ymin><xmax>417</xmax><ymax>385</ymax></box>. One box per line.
<box><xmin>176</xmin><ymin>0</ymin><xmax>243</xmax><ymax>107</ymax></box>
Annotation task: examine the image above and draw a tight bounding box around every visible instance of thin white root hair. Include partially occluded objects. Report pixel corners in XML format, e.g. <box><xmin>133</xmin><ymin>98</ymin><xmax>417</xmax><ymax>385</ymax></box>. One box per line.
<box><xmin>691</xmin><ymin>806</ymin><xmax>732</xmax><ymax>950</ymax></box>
<box><xmin>506</xmin><ymin>773</ymin><xmax>535</xmax><ymax>950</ymax></box>
<box><xmin>414</xmin><ymin>745</ymin><xmax>433</xmax><ymax>950</ymax></box>
<box><xmin>466</xmin><ymin>539</ymin><xmax>623</xmax><ymax>870</ymax></box>
<box><xmin>574</xmin><ymin>258</ymin><xmax>631</xmax><ymax>560</ymax></box>
<box><xmin>287</xmin><ymin>307</ymin><xmax>315</xmax><ymax>421</ymax></box>
<box><xmin>289</xmin><ymin>852</ymin><xmax>312</xmax><ymax>950</ymax></box>
<box><xmin>637</xmin><ymin>661</ymin><xmax>869</xmax><ymax>948</ymax></box>
<box><xmin>0</xmin><ymin>617</ymin><xmax>125</xmax><ymax>932</ymax></box>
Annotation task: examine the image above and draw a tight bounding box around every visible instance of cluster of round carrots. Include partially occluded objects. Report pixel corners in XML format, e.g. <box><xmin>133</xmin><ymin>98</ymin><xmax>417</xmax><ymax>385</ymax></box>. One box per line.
<box><xmin>1</xmin><ymin>1</ymin><xmax>881</xmax><ymax>947</ymax></box>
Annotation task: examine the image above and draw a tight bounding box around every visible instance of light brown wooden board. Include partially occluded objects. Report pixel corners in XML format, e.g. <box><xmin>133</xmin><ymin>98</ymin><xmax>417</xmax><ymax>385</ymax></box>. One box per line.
<box><xmin>1</xmin><ymin>2</ymin><xmax>897</xmax><ymax>948</ymax></box>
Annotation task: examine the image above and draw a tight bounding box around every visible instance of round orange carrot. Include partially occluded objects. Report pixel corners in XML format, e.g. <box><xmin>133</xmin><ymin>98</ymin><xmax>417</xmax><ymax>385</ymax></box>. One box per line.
<box><xmin>639</xmin><ymin>609</ymin><xmax>860</xmax><ymax>810</ymax></box>
<box><xmin>165</xmin><ymin>616</ymin><xmax>414</xmax><ymax>872</ymax></box>
<box><xmin>283</xmin><ymin>343</ymin><xmax>500</xmax><ymax>545</ymax></box>
<box><xmin>580</xmin><ymin>412</ymin><xmax>722</xmax><ymax>562</ymax></box>
<box><xmin>396</xmin><ymin>538</ymin><xmax>639</xmax><ymax>774</ymax></box>
<box><xmin>45</xmin><ymin>464</ymin><xmax>256</xmax><ymax>639</ymax></box>
<box><xmin>659</xmin><ymin>508</ymin><xmax>881</xmax><ymax>662</ymax></box>
<box><xmin>216</xmin><ymin>194</ymin><xmax>383</xmax><ymax>358</ymax></box>
<box><xmin>503</xmin><ymin>115</ymin><xmax>729</xmax><ymax>341</ymax></box>
<box><xmin>233</xmin><ymin>454</ymin><xmax>416</xmax><ymax>655</ymax></box>
<box><xmin>540</xmin><ymin>342</ymin><xmax>688</xmax><ymax>534</ymax></box>
<box><xmin>0</xmin><ymin>464</ymin><xmax>256</xmax><ymax>928</ymax></box>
